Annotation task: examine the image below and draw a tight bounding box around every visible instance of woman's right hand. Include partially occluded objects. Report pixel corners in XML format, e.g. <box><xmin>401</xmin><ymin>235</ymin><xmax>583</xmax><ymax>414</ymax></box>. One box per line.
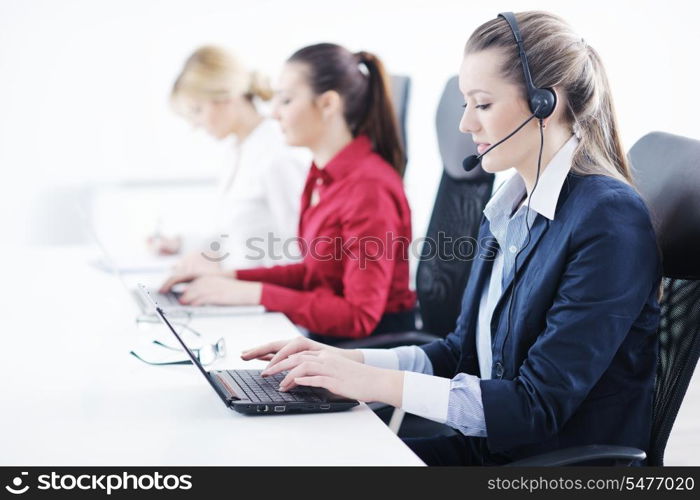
<box><xmin>240</xmin><ymin>337</ymin><xmax>362</xmax><ymax>368</ymax></box>
<box><xmin>173</xmin><ymin>251</ymin><xmax>223</xmax><ymax>276</ymax></box>
<box><xmin>159</xmin><ymin>269</ymin><xmax>226</xmax><ymax>294</ymax></box>
<box><xmin>159</xmin><ymin>261</ymin><xmax>229</xmax><ymax>294</ymax></box>
<box><xmin>147</xmin><ymin>234</ymin><xmax>182</xmax><ymax>256</ymax></box>
<box><xmin>158</xmin><ymin>272</ymin><xmax>200</xmax><ymax>294</ymax></box>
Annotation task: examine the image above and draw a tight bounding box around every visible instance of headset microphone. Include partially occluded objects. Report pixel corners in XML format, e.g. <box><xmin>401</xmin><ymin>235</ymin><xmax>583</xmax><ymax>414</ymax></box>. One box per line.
<box><xmin>461</xmin><ymin>154</ymin><xmax>482</xmax><ymax>173</ymax></box>
<box><xmin>462</xmin><ymin>111</ymin><xmax>539</xmax><ymax>172</ymax></box>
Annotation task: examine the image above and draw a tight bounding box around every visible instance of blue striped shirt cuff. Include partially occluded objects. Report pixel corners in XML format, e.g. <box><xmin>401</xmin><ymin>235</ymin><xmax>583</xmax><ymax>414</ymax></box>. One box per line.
<box><xmin>446</xmin><ymin>373</ymin><xmax>487</xmax><ymax>437</ymax></box>
<box><xmin>360</xmin><ymin>346</ymin><xmax>487</xmax><ymax>436</ymax></box>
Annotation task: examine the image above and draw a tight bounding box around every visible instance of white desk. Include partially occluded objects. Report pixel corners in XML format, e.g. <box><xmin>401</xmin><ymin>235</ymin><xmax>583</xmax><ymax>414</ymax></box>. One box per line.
<box><xmin>0</xmin><ymin>246</ymin><xmax>423</xmax><ymax>465</ymax></box>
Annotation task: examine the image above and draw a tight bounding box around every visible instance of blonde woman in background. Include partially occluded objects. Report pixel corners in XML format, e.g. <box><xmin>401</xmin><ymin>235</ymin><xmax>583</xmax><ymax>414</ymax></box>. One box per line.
<box><xmin>149</xmin><ymin>46</ymin><xmax>309</xmax><ymax>271</ymax></box>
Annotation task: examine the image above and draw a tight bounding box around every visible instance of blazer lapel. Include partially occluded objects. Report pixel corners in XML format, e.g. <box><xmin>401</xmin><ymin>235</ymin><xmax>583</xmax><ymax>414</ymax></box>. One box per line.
<box><xmin>465</xmin><ymin>219</ymin><xmax>498</xmax><ymax>316</ymax></box>
<box><xmin>456</xmin><ymin>219</ymin><xmax>498</xmax><ymax>372</ymax></box>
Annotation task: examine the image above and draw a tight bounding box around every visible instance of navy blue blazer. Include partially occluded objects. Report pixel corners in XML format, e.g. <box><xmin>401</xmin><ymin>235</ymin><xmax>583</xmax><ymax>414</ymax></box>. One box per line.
<box><xmin>422</xmin><ymin>173</ymin><xmax>661</xmax><ymax>463</ymax></box>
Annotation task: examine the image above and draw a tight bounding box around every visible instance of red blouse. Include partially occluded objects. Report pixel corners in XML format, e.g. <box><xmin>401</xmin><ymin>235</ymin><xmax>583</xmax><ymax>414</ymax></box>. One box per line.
<box><xmin>236</xmin><ymin>135</ymin><xmax>416</xmax><ymax>338</ymax></box>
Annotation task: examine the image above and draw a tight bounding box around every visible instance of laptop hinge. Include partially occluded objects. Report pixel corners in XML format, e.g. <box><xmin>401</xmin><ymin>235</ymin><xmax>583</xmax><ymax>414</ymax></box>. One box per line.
<box><xmin>212</xmin><ymin>372</ymin><xmax>241</xmax><ymax>401</ymax></box>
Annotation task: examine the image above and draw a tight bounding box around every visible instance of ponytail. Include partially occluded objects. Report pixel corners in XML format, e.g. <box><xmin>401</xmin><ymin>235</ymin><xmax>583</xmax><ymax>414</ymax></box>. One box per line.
<box><xmin>570</xmin><ymin>45</ymin><xmax>632</xmax><ymax>183</ymax></box>
<box><xmin>247</xmin><ymin>70</ymin><xmax>274</xmax><ymax>102</ymax></box>
<box><xmin>355</xmin><ymin>51</ymin><xmax>406</xmax><ymax>176</ymax></box>
<box><xmin>288</xmin><ymin>43</ymin><xmax>405</xmax><ymax>176</ymax></box>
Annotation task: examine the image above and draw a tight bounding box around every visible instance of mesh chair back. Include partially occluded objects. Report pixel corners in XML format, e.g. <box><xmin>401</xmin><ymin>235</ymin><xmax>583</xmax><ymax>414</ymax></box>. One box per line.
<box><xmin>629</xmin><ymin>131</ymin><xmax>700</xmax><ymax>465</ymax></box>
<box><xmin>416</xmin><ymin>76</ymin><xmax>494</xmax><ymax>336</ymax></box>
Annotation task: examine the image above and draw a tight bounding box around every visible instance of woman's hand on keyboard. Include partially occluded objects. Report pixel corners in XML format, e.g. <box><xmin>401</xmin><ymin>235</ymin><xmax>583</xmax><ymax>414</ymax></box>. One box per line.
<box><xmin>265</xmin><ymin>349</ymin><xmax>403</xmax><ymax>405</ymax></box>
<box><xmin>173</xmin><ymin>251</ymin><xmax>222</xmax><ymax>276</ymax></box>
<box><xmin>159</xmin><ymin>269</ymin><xmax>230</xmax><ymax>294</ymax></box>
<box><xmin>176</xmin><ymin>276</ymin><xmax>262</xmax><ymax>306</ymax></box>
<box><xmin>241</xmin><ymin>337</ymin><xmax>362</xmax><ymax>367</ymax></box>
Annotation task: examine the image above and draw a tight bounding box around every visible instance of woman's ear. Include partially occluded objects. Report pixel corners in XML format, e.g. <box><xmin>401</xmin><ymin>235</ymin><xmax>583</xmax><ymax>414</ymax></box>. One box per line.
<box><xmin>542</xmin><ymin>86</ymin><xmax>564</xmax><ymax>129</ymax></box>
<box><xmin>315</xmin><ymin>90</ymin><xmax>343</xmax><ymax>121</ymax></box>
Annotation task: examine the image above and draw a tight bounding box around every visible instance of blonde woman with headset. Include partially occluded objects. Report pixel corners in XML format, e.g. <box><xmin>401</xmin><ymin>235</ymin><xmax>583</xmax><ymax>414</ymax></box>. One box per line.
<box><xmin>240</xmin><ymin>12</ymin><xmax>661</xmax><ymax>466</ymax></box>
<box><xmin>149</xmin><ymin>46</ymin><xmax>309</xmax><ymax>271</ymax></box>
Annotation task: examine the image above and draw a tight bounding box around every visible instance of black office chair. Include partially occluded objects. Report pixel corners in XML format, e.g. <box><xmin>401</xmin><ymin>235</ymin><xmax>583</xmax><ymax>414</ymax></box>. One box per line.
<box><xmin>415</xmin><ymin>76</ymin><xmax>494</xmax><ymax>337</ymax></box>
<box><xmin>338</xmin><ymin>75</ymin><xmax>494</xmax><ymax>350</ymax></box>
<box><xmin>390</xmin><ymin>75</ymin><xmax>411</xmax><ymax>169</ymax></box>
<box><xmin>507</xmin><ymin>131</ymin><xmax>700</xmax><ymax>466</ymax></box>
<box><xmin>628</xmin><ymin>131</ymin><xmax>700</xmax><ymax>465</ymax></box>
<box><xmin>336</xmin><ymin>76</ymin><xmax>493</xmax><ymax>436</ymax></box>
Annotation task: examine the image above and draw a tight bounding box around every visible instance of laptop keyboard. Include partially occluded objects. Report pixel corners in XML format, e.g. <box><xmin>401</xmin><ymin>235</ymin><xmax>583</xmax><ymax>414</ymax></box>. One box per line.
<box><xmin>226</xmin><ymin>369</ymin><xmax>326</xmax><ymax>403</ymax></box>
<box><xmin>150</xmin><ymin>288</ymin><xmax>182</xmax><ymax>307</ymax></box>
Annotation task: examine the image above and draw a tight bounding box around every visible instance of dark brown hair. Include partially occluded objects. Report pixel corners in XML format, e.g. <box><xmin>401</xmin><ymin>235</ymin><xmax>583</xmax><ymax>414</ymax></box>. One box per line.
<box><xmin>288</xmin><ymin>43</ymin><xmax>406</xmax><ymax>176</ymax></box>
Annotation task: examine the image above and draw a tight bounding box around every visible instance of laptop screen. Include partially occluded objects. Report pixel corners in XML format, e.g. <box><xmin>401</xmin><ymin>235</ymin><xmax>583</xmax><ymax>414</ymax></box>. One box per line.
<box><xmin>136</xmin><ymin>283</ymin><xmax>230</xmax><ymax>404</ymax></box>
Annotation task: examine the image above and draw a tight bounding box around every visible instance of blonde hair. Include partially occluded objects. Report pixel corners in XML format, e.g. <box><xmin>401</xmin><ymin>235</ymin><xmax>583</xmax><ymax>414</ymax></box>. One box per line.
<box><xmin>171</xmin><ymin>45</ymin><xmax>273</xmax><ymax>102</ymax></box>
<box><xmin>465</xmin><ymin>11</ymin><xmax>631</xmax><ymax>183</ymax></box>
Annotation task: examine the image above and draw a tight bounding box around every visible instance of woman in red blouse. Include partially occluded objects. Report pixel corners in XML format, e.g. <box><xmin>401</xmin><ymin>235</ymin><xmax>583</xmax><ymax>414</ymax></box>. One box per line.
<box><xmin>160</xmin><ymin>43</ymin><xmax>416</xmax><ymax>340</ymax></box>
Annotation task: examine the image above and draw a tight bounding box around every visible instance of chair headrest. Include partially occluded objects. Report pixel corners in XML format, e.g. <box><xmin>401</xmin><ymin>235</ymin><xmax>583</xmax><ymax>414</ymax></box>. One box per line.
<box><xmin>390</xmin><ymin>75</ymin><xmax>410</xmax><ymax>158</ymax></box>
<box><xmin>436</xmin><ymin>76</ymin><xmax>492</xmax><ymax>182</ymax></box>
<box><xmin>629</xmin><ymin>131</ymin><xmax>700</xmax><ymax>279</ymax></box>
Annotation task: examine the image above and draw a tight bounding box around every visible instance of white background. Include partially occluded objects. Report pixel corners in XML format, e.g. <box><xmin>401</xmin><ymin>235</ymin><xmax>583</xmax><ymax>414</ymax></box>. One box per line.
<box><xmin>0</xmin><ymin>0</ymin><xmax>698</xmax><ymax>249</ymax></box>
<box><xmin>1</xmin><ymin>0</ymin><xmax>699</xmax><ymax>466</ymax></box>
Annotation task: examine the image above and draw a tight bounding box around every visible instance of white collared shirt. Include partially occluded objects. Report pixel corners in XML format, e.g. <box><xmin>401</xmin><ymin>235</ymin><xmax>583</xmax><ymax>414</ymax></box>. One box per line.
<box><xmin>185</xmin><ymin>119</ymin><xmax>310</xmax><ymax>269</ymax></box>
<box><xmin>361</xmin><ymin>134</ymin><xmax>579</xmax><ymax>435</ymax></box>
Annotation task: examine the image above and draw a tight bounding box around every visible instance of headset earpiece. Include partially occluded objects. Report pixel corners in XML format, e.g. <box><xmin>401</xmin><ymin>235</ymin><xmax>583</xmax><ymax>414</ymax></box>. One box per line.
<box><xmin>530</xmin><ymin>87</ymin><xmax>556</xmax><ymax>119</ymax></box>
<box><xmin>498</xmin><ymin>12</ymin><xmax>557</xmax><ymax>120</ymax></box>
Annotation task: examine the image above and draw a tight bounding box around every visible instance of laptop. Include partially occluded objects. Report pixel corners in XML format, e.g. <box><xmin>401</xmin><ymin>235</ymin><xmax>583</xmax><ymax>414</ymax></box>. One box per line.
<box><xmin>137</xmin><ymin>283</ymin><xmax>359</xmax><ymax>415</ymax></box>
<box><xmin>81</xmin><ymin>206</ymin><xmax>264</xmax><ymax>318</ymax></box>
<box><xmin>129</xmin><ymin>281</ymin><xmax>264</xmax><ymax>318</ymax></box>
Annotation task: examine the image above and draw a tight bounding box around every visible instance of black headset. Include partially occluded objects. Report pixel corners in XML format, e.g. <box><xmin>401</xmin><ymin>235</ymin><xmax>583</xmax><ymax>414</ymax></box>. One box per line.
<box><xmin>461</xmin><ymin>12</ymin><xmax>557</xmax><ymax>173</ymax></box>
<box><xmin>492</xmin><ymin>12</ymin><xmax>554</xmax><ymax>379</ymax></box>
<box><xmin>498</xmin><ymin>12</ymin><xmax>557</xmax><ymax>120</ymax></box>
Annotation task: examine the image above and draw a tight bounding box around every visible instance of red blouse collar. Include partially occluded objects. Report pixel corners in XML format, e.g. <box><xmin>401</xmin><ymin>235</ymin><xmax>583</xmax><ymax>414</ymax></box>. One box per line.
<box><xmin>310</xmin><ymin>135</ymin><xmax>373</xmax><ymax>184</ymax></box>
